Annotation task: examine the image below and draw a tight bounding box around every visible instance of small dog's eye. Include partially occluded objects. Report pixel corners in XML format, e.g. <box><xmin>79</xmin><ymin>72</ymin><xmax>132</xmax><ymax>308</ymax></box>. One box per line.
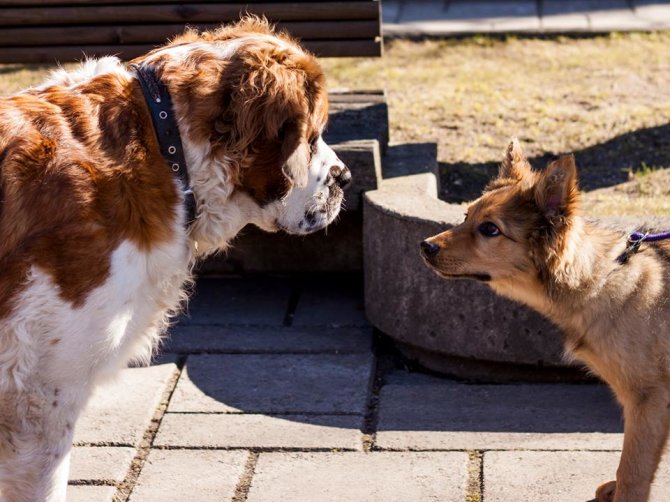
<box><xmin>478</xmin><ymin>222</ymin><xmax>501</xmax><ymax>237</ymax></box>
<box><xmin>463</xmin><ymin>212</ymin><xmax>469</xmax><ymax>221</ymax></box>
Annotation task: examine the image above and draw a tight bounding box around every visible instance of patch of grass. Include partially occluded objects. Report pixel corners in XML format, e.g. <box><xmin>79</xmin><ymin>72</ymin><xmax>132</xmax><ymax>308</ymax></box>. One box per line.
<box><xmin>581</xmin><ymin>162</ymin><xmax>670</xmax><ymax>216</ymax></box>
<box><xmin>634</xmin><ymin>161</ymin><xmax>662</xmax><ymax>178</ymax></box>
<box><xmin>0</xmin><ymin>64</ymin><xmax>57</xmax><ymax>95</ymax></box>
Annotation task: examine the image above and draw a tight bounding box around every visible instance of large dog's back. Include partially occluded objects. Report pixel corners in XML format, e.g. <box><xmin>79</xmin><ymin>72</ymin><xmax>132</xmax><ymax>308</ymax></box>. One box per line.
<box><xmin>0</xmin><ymin>77</ymin><xmax>181</xmax><ymax>323</ymax></box>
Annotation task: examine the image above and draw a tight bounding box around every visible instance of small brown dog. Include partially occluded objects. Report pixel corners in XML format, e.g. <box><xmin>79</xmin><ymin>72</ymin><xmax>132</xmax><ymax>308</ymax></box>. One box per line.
<box><xmin>421</xmin><ymin>139</ymin><xmax>669</xmax><ymax>502</ymax></box>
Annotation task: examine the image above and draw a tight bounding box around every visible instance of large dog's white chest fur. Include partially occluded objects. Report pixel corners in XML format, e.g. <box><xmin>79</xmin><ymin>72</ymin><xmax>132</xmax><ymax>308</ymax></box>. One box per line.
<box><xmin>1</xmin><ymin>237</ymin><xmax>190</xmax><ymax>394</ymax></box>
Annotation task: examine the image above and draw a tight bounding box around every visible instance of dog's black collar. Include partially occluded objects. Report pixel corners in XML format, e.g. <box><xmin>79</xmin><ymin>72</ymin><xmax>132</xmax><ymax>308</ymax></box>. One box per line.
<box><xmin>130</xmin><ymin>63</ymin><xmax>197</xmax><ymax>227</ymax></box>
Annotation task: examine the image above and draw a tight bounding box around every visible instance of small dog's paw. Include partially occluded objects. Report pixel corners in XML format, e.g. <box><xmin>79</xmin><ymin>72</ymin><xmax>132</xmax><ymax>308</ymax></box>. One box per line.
<box><xmin>595</xmin><ymin>480</ymin><xmax>616</xmax><ymax>502</ymax></box>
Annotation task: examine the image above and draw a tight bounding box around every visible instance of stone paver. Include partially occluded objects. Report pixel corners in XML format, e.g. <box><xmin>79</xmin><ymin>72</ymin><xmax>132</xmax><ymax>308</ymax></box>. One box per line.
<box><xmin>383</xmin><ymin>0</ymin><xmax>670</xmax><ymax>36</ymax></box>
<box><xmin>168</xmin><ymin>353</ymin><xmax>373</xmax><ymax>414</ymax></box>
<box><xmin>165</xmin><ymin>325</ymin><xmax>372</xmax><ymax>354</ymax></box>
<box><xmin>65</xmin><ymin>267</ymin><xmax>670</xmax><ymax>501</ymax></box>
<box><xmin>179</xmin><ymin>277</ymin><xmax>291</xmax><ymax>326</ymax></box>
<box><xmin>381</xmin><ymin>0</ymin><xmax>401</xmax><ymax>24</ymax></box>
<box><xmin>385</xmin><ymin>1</ymin><xmax>491</xmax><ymax>36</ymax></box>
<box><xmin>74</xmin><ymin>362</ymin><xmax>177</xmax><ymax>446</ymax></box>
<box><xmin>291</xmin><ymin>276</ymin><xmax>368</xmax><ymax>327</ymax></box>
<box><xmin>154</xmin><ymin>413</ymin><xmax>363</xmax><ymax>450</ymax></box>
<box><xmin>246</xmin><ymin>452</ymin><xmax>468</xmax><ymax>502</ymax></box>
<box><xmin>376</xmin><ymin>373</ymin><xmax>623</xmax><ymax>450</ymax></box>
<box><xmin>69</xmin><ymin>446</ymin><xmax>135</xmax><ymax>482</ymax></box>
<box><xmin>448</xmin><ymin>1</ymin><xmax>539</xmax><ymax>21</ymax></box>
<box><xmin>588</xmin><ymin>2</ymin><xmax>653</xmax><ymax>30</ymax></box>
<box><xmin>396</xmin><ymin>0</ymin><xmax>450</xmax><ymax>23</ymax></box>
<box><xmin>635</xmin><ymin>1</ymin><xmax>670</xmax><ymax>29</ymax></box>
<box><xmin>484</xmin><ymin>450</ymin><xmax>670</xmax><ymax>502</ymax></box>
<box><xmin>490</xmin><ymin>13</ymin><xmax>542</xmax><ymax>32</ymax></box>
<box><xmin>542</xmin><ymin>1</ymin><xmax>592</xmax><ymax>31</ymax></box>
<box><xmin>130</xmin><ymin>450</ymin><xmax>248</xmax><ymax>501</ymax></box>
<box><xmin>66</xmin><ymin>485</ymin><xmax>116</xmax><ymax>502</ymax></box>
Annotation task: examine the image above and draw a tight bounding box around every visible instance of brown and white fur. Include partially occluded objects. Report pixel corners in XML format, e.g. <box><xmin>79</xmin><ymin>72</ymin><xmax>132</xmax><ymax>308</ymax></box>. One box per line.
<box><xmin>0</xmin><ymin>18</ymin><xmax>350</xmax><ymax>501</ymax></box>
<box><xmin>422</xmin><ymin>139</ymin><xmax>669</xmax><ymax>502</ymax></box>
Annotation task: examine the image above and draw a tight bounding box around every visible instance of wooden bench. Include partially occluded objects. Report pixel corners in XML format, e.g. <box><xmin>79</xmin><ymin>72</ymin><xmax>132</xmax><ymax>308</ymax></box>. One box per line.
<box><xmin>0</xmin><ymin>0</ymin><xmax>381</xmax><ymax>64</ymax></box>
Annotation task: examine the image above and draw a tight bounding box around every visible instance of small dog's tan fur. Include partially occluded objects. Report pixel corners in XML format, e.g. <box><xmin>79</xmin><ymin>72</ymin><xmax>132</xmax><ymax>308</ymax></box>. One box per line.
<box><xmin>423</xmin><ymin>139</ymin><xmax>670</xmax><ymax>502</ymax></box>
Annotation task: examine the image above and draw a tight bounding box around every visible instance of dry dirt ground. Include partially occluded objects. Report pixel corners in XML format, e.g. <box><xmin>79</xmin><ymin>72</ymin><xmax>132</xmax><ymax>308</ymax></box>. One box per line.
<box><xmin>321</xmin><ymin>33</ymin><xmax>670</xmax><ymax>216</ymax></box>
<box><xmin>2</xmin><ymin>32</ymin><xmax>669</xmax><ymax>215</ymax></box>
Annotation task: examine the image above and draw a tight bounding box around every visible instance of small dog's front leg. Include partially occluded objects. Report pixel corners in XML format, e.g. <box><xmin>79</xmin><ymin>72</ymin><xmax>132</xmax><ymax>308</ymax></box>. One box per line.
<box><xmin>599</xmin><ymin>389</ymin><xmax>670</xmax><ymax>502</ymax></box>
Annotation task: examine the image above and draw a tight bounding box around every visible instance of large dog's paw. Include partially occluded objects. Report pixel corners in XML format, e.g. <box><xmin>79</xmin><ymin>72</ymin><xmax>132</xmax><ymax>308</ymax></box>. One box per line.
<box><xmin>595</xmin><ymin>480</ymin><xmax>616</xmax><ymax>502</ymax></box>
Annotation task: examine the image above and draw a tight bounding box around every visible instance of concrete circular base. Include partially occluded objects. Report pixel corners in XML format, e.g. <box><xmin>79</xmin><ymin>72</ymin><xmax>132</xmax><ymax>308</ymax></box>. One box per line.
<box><xmin>396</xmin><ymin>342</ymin><xmax>593</xmax><ymax>383</ymax></box>
<box><xmin>364</xmin><ymin>144</ymin><xmax>666</xmax><ymax>382</ymax></box>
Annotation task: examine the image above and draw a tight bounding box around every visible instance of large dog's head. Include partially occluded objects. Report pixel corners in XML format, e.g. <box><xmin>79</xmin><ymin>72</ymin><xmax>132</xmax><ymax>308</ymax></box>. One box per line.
<box><xmin>134</xmin><ymin>18</ymin><xmax>351</xmax><ymax>253</ymax></box>
<box><xmin>421</xmin><ymin>139</ymin><xmax>581</xmax><ymax>305</ymax></box>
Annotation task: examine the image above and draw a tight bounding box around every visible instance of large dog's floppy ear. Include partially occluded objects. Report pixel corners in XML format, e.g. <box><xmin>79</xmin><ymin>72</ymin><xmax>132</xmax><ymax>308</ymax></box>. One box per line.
<box><xmin>214</xmin><ymin>41</ymin><xmax>323</xmax><ymax>203</ymax></box>
<box><xmin>498</xmin><ymin>138</ymin><xmax>531</xmax><ymax>181</ymax></box>
<box><xmin>214</xmin><ymin>45</ymin><xmax>307</xmax><ymax>159</ymax></box>
<box><xmin>535</xmin><ymin>154</ymin><xmax>579</xmax><ymax>221</ymax></box>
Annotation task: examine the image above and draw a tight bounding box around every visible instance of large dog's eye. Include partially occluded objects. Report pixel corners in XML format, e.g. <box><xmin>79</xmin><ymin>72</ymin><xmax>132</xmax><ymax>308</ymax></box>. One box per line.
<box><xmin>478</xmin><ymin>222</ymin><xmax>501</xmax><ymax>237</ymax></box>
<box><xmin>309</xmin><ymin>136</ymin><xmax>319</xmax><ymax>155</ymax></box>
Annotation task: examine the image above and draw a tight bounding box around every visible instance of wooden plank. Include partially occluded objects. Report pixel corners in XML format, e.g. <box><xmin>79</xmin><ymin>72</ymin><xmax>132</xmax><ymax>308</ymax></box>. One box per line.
<box><xmin>0</xmin><ymin>3</ymin><xmax>380</xmax><ymax>26</ymax></box>
<box><xmin>0</xmin><ymin>21</ymin><xmax>380</xmax><ymax>46</ymax></box>
<box><xmin>0</xmin><ymin>45</ymin><xmax>158</xmax><ymax>65</ymax></box>
<box><xmin>306</xmin><ymin>39</ymin><xmax>380</xmax><ymax>57</ymax></box>
<box><xmin>0</xmin><ymin>39</ymin><xmax>380</xmax><ymax>64</ymax></box>
<box><xmin>329</xmin><ymin>90</ymin><xmax>385</xmax><ymax>103</ymax></box>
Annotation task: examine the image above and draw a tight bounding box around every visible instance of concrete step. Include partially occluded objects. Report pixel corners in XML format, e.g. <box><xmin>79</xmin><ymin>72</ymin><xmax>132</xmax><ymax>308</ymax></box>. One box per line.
<box><xmin>327</xmin><ymin>91</ymin><xmax>389</xmax><ymax>153</ymax></box>
<box><xmin>380</xmin><ymin>142</ymin><xmax>439</xmax><ymax>195</ymax></box>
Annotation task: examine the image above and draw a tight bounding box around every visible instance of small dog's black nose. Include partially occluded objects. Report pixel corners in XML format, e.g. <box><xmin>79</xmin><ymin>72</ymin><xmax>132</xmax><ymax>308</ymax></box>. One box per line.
<box><xmin>420</xmin><ymin>240</ymin><xmax>440</xmax><ymax>256</ymax></box>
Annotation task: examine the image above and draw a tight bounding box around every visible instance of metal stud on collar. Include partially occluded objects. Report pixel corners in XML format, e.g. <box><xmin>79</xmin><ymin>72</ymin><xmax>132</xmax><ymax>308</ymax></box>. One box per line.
<box><xmin>131</xmin><ymin>63</ymin><xmax>197</xmax><ymax>227</ymax></box>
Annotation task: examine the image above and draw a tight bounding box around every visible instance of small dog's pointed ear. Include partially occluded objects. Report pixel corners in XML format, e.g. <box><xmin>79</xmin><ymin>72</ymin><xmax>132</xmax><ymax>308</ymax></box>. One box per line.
<box><xmin>498</xmin><ymin>138</ymin><xmax>531</xmax><ymax>181</ymax></box>
<box><xmin>535</xmin><ymin>154</ymin><xmax>579</xmax><ymax>220</ymax></box>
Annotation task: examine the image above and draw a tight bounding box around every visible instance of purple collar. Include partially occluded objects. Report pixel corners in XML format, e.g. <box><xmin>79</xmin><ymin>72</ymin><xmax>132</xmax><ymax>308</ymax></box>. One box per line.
<box><xmin>629</xmin><ymin>231</ymin><xmax>670</xmax><ymax>243</ymax></box>
<box><xmin>617</xmin><ymin>230</ymin><xmax>670</xmax><ymax>264</ymax></box>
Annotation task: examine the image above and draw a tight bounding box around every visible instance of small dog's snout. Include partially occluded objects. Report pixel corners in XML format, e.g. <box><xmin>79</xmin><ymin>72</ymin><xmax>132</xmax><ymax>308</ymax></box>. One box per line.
<box><xmin>420</xmin><ymin>240</ymin><xmax>440</xmax><ymax>256</ymax></box>
<box><xmin>330</xmin><ymin>165</ymin><xmax>352</xmax><ymax>189</ymax></box>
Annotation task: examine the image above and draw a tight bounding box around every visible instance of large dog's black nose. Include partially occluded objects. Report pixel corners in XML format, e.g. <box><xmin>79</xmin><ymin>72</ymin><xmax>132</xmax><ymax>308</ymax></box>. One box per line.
<box><xmin>420</xmin><ymin>240</ymin><xmax>440</xmax><ymax>256</ymax></box>
<box><xmin>330</xmin><ymin>164</ymin><xmax>352</xmax><ymax>189</ymax></box>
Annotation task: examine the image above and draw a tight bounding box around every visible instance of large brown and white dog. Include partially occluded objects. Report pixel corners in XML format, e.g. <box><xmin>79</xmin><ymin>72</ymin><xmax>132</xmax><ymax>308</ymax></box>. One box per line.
<box><xmin>0</xmin><ymin>18</ymin><xmax>350</xmax><ymax>501</ymax></box>
<box><xmin>422</xmin><ymin>140</ymin><xmax>669</xmax><ymax>502</ymax></box>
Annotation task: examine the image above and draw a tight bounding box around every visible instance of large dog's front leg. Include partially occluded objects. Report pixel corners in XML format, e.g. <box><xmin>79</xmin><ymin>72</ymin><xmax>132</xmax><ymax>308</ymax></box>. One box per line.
<box><xmin>0</xmin><ymin>387</ymin><xmax>83</xmax><ymax>502</ymax></box>
<box><xmin>596</xmin><ymin>388</ymin><xmax>670</xmax><ymax>502</ymax></box>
